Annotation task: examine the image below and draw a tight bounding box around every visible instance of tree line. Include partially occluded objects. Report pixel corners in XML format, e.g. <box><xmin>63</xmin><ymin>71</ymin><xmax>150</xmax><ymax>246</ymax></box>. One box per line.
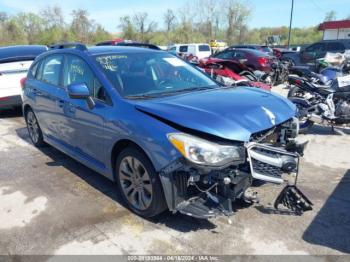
<box><xmin>0</xmin><ymin>6</ymin><xmax>111</xmax><ymax>46</ymax></box>
<box><xmin>1</xmin><ymin>1</ymin><xmax>348</xmax><ymax>48</ymax></box>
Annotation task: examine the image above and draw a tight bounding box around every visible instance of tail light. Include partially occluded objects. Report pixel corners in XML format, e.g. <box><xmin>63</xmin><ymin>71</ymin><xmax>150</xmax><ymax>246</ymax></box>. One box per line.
<box><xmin>20</xmin><ymin>77</ymin><xmax>27</xmax><ymax>89</ymax></box>
<box><xmin>258</xmin><ymin>57</ymin><xmax>269</xmax><ymax>66</ymax></box>
<box><xmin>293</xmin><ymin>79</ymin><xmax>303</xmax><ymax>86</ymax></box>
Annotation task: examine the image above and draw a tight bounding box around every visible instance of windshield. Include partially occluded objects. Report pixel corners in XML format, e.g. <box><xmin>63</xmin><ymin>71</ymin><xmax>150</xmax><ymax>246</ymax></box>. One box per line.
<box><xmin>95</xmin><ymin>52</ymin><xmax>218</xmax><ymax>98</ymax></box>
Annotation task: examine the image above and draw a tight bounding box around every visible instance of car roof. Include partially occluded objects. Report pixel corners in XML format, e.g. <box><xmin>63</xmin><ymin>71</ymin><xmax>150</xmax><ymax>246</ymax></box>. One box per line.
<box><xmin>116</xmin><ymin>42</ymin><xmax>161</xmax><ymax>50</ymax></box>
<box><xmin>0</xmin><ymin>45</ymin><xmax>48</xmax><ymax>63</ymax></box>
<box><xmin>227</xmin><ymin>48</ymin><xmax>269</xmax><ymax>57</ymax></box>
<box><xmin>44</xmin><ymin>46</ymin><xmax>162</xmax><ymax>57</ymax></box>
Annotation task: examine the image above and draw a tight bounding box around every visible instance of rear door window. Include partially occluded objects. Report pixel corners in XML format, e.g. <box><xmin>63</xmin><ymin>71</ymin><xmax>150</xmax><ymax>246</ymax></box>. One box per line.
<box><xmin>40</xmin><ymin>55</ymin><xmax>63</xmax><ymax>86</ymax></box>
<box><xmin>233</xmin><ymin>50</ymin><xmax>246</xmax><ymax>59</ymax></box>
<box><xmin>327</xmin><ymin>42</ymin><xmax>345</xmax><ymax>52</ymax></box>
<box><xmin>214</xmin><ymin>50</ymin><xmax>234</xmax><ymax>59</ymax></box>
<box><xmin>179</xmin><ymin>46</ymin><xmax>188</xmax><ymax>52</ymax></box>
<box><xmin>199</xmin><ymin>45</ymin><xmax>210</xmax><ymax>52</ymax></box>
<box><xmin>306</xmin><ymin>43</ymin><xmax>325</xmax><ymax>52</ymax></box>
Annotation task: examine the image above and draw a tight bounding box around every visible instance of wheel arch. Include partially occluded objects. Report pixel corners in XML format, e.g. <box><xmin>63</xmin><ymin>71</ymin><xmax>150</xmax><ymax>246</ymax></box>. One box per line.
<box><xmin>111</xmin><ymin>139</ymin><xmax>154</xmax><ymax>181</ymax></box>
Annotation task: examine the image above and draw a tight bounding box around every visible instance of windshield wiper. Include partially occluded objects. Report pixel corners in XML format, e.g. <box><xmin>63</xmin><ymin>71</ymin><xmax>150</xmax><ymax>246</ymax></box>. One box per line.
<box><xmin>124</xmin><ymin>94</ymin><xmax>158</xmax><ymax>99</ymax></box>
<box><xmin>125</xmin><ymin>86</ymin><xmax>217</xmax><ymax>99</ymax></box>
<box><xmin>156</xmin><ymin>86</ymin><xmax>216</xmax><ymax>96</ymax></box>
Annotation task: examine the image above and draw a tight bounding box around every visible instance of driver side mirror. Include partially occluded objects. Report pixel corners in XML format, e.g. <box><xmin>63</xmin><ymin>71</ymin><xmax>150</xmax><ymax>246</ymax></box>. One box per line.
<box><xmin>67</xmin><ymin>83</ymin><xmax>95</xmax><ymax>109</ymax></box>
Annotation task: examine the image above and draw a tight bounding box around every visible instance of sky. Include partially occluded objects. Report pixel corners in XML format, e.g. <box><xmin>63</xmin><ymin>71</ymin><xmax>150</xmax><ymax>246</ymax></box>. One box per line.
<box><xmin>0</xmin><ymin>0</ymin><xmax>349</xmax><ymax>32</ymax></box>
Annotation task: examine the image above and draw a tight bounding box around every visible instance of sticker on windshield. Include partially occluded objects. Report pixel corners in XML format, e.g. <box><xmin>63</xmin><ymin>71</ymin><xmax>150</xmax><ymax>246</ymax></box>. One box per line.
<box><xmin>163</xmin><ymin>58</ymin><xmax>186</xmax><ymax>67</ymax></box>
<box><xmin>96</xmin><ymin>55</ymin><xmax>128</xmax><ymax>72</ymax></box>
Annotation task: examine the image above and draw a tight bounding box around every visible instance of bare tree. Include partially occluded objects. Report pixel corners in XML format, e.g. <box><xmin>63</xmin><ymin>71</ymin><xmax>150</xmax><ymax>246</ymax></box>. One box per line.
<box><xmin>164</xmin><ymin>9</ymin><xmax>176</xmax><ymax>33</ymax></box>
<box><xmin>324</xmin><ymin>10</ymin><xmax>337</xmax><ymax>22</ymax></box>
<box><xmin>133</xmin><ymin>12</ymin><xmax>157</xmax><ymax>42</ymax></box>
<box><xmin>223</xmin><ymin>0</ymin><xmax>251</xmax><ymax>44</ymax></box>
<box><xmin>196</xmin><ymin>0</ymin><xmax>218</xmax><ymax>40</ymax></box>
<box><xmin>40</xmin><ymin>6</ymin><xmax>65</xmax><ymax>29</ymax></box>
<box><xmin>71</xmin><ymin>9</ymin><xmax>93</xmax><ymax>43</ymax></box>
<box><xmin>119</xmin><ymin>15</ymin><xmax>136</xmax><ymax>40</ymax></box>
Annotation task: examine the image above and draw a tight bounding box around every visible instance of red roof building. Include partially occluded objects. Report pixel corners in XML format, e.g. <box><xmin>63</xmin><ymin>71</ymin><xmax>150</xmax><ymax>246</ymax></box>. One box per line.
<box><xmin>318</xmin><ymin>20</ymin><xmax>350</xmax><ymax>40</ymax></box>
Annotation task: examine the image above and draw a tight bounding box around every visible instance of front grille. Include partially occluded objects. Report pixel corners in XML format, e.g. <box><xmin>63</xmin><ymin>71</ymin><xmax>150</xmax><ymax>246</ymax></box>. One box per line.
<box><xmin>251</xmin><ymin>158</ymin><xmax>282</xmax><ymax>178</ymax></box>
<box><xmin>246</xmin><ymin>142</ymin><xmax>299</xmax><ymax>184</ymax></box>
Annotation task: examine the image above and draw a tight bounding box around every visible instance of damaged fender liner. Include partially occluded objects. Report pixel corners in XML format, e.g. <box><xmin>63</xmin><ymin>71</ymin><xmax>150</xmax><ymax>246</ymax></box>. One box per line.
<box><xmin>158</xmin><ymin>159</ymin><xmax>251</xmax><ymax>219</ymax></box>
<box><xmin>158</xmin><ymin>146</ymin><xmax>313</xmax><ymax>219</ymax></box>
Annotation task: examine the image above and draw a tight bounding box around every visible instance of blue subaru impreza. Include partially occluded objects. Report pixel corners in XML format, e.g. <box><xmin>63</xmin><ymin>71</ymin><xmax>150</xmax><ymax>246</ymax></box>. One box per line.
<box><xmin>22</xmin><ymin>44</ymin><xmax>311</xmax><ymax>219</ymax></box>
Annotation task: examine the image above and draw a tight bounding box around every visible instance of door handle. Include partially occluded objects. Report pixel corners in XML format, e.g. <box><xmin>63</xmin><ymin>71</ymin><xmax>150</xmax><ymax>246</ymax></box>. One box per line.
<box><xmin>32</xmin><ymin>88</ymin><xmax>42</xmax><ymax>95</ymax></box>
<box><xmin>68</xmin><ymin>103</ymin><xmax>76</xmax><ymax>113</ymax></box>
<box><xmin>58</xmin><ymin>100</ymin><xmax>64</xmax><ymax>108</ymax></box>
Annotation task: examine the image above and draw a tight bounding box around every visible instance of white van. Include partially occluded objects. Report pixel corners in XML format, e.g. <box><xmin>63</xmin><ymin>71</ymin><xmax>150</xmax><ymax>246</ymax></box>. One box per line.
<box><xmin>168</xmin><ymin>44</ymin><xmax>212</xmax><ymax>59</ymax></box>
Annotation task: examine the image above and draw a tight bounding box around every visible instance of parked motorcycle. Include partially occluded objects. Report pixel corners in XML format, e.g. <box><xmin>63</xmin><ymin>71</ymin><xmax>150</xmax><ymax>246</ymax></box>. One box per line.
<box><xmin>270</xmin><ymin>60</ymin><xmax>291</xmax><ymax>86</ymax></box>
<box><xmin>288</xmin><ymin>75</ymin><xmax>350</xmax><ymax>132</ymax></box>
<box><xmin>289</xmin><ymin>59</ymin><xmax>350</xmax><ymax>85</ymax></box>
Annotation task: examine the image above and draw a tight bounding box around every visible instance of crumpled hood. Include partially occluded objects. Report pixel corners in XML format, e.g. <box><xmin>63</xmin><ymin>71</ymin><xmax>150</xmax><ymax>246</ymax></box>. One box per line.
<box><xmin>133</xmin><ymin>87</ymin><xmax>296</xmax><ymax>142</ymax></box>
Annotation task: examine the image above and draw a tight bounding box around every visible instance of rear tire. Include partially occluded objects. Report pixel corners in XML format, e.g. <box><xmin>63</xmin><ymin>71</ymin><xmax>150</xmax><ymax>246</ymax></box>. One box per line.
<box><xmin>115</xmin><ymin>147</ymin><xmax>167</xmax><ymax>218</ymax></box>
<box><xmin>25</xmin><ymin>109</ymin><xmax>46</xmax><ymax>147</ymax></box>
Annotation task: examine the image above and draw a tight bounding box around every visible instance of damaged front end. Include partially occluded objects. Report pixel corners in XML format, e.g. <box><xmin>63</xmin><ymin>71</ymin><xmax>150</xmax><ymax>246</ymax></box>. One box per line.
<box><xmin>159</xmin><ymin>117</ymin><xmax>312</xmax><ymax>219</ymax></box>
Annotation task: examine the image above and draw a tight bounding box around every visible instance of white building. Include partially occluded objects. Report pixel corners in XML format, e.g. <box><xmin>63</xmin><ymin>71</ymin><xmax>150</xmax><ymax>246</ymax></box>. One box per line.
<box><xmin>319</xmin><ymin>20</ymin><xmax>350</xmax><ymax>40</ymax></box>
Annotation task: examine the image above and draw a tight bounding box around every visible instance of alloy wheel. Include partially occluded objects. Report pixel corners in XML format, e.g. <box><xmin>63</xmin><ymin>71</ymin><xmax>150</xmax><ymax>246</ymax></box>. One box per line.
<box><xmin>119</xmin><ymin>156</ymin><xmax>153</xmax><ymax>210</ymax></box>
<box><xmin>26</xmin><ymin>111</ymin><xmax>40</xmax><ymax>144</ymax></box>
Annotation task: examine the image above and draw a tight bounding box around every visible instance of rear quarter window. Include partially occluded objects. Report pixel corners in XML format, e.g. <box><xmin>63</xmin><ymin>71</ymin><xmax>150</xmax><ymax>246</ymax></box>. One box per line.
<box><xmin>29</xmin><ymin>61</ymin><xmax>40</xmax><ymax>78</ymax></box>
<box><xmin>199</xmin><ymin>45</ymin><xmax>210</xmax><ymax>52</ymax></box>
<box><xmin>327</xmin><ymin>42</ymin><xmax>345</xmax><ymax>52</ymax></box>
<box><xmin>246</xmin><ymin>49</ymin><xmax>268</xmax><ymax>57</ymax></box>
<box><xmin>39</xmin><ymin>55</ymin><xmax>63</xmax><ymax>86</ymax></box>
<box><xmin>179</xmin><ymin>46</ymin><xmax>188</xmax><ymax>52</ymax></box>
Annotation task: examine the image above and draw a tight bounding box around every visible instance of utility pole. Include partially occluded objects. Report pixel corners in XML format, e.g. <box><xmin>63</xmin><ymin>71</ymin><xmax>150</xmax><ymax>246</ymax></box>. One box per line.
<box><xmin>287</xmin><ymin>0</ymin><xmax>294</xmax><ymax>49</ymax></box>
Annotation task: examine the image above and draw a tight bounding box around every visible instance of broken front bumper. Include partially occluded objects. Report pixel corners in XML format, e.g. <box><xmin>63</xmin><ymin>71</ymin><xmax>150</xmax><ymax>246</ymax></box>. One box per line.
<box><xmin>159</xmin><ymin>142</ymin><xmax>312</xmax><ymax>219</ymax></box>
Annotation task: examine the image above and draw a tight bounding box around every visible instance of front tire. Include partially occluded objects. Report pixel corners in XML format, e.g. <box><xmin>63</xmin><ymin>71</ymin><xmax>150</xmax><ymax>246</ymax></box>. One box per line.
<box><xmin>25</xmin><ymin>109</ymin><xmax>46</xmax><ymax>147</ymax></box>
<box><xmin>293</xmin><ymin>100</ymin><xmax>314</xmax><ymax>133</ymax></box>
<box><xmin>115</xmin><ymin>147</ymin><xmax>167</xmax><ymax>218</ymax></box>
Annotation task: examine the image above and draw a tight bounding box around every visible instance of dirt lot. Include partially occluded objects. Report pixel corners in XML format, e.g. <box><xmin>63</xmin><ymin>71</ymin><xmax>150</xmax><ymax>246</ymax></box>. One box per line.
<box><xmin>0</xmin><ymin>86</ymin><xmax>349</xmax><ymax>255</ymax></box>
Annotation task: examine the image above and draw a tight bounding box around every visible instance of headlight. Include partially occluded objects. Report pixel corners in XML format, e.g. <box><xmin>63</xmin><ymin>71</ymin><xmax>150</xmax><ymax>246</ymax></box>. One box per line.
<box><xmin>167</xmin><ymin>133</ymin><xmax>242</xmax><ymax>166</ymax></box>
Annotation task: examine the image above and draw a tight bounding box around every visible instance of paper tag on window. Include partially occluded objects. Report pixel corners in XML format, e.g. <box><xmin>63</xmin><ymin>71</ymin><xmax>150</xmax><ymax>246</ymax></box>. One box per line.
<box><xmin>163</xmin><ymin>58</ymin><xmax>186</xmax><ymax>67</ymax></box>
<box><xmin>338</xmin><ymin>75</ymin><xmax>350</xmax><ymax>87</ymax></box>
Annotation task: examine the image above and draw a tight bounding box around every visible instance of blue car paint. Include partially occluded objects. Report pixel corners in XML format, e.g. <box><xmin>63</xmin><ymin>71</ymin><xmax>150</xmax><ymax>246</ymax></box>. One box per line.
<box><xmin>134</xmin><ymin>87</ymin><xmax>296</xmax><ymax>142</ymax></box>
<box><xmin>23</xmin><ymin>46</ymin><xmax>296</xmax><ymax>183</ymax></box>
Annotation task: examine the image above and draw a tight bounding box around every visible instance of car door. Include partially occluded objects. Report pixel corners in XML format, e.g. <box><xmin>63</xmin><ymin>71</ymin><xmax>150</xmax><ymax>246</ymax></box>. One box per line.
<box><xmin>233</xmin><ymin>50</ymin><xmax>248</xmax><ymax>64</ymax></box>
<box><xmin>301</xmin><ymin>43</ymin><xmax>326</xmax><ymax>63</ymax></box>
<box><xmin>29</xmin><ymin>54</ymin><xmax>64</xmax><ymax>138</ymax></box>
<box><xmin>58</xmin><ymin>54</ymin><xmax>111</xmax><ymax>171</ymax></box>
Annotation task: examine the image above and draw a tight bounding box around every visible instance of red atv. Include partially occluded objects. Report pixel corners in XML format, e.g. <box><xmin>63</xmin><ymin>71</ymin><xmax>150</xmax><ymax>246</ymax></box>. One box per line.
<box><xmin>199</xmin><ymin>58</ymin><xmax>271</xmax><ymax>91</ymax></box>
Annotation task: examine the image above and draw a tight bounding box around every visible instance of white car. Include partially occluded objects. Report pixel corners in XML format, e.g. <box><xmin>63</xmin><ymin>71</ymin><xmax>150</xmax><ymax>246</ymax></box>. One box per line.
<box><xmin>0</xmin><ymin>45</ymin><xmax>47</xmax><ymax>110</ymax></box>
<box><xmin>168</xmin><ymin>43</ymin><xmax>212</xmax><ymax>60</ymax></box>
